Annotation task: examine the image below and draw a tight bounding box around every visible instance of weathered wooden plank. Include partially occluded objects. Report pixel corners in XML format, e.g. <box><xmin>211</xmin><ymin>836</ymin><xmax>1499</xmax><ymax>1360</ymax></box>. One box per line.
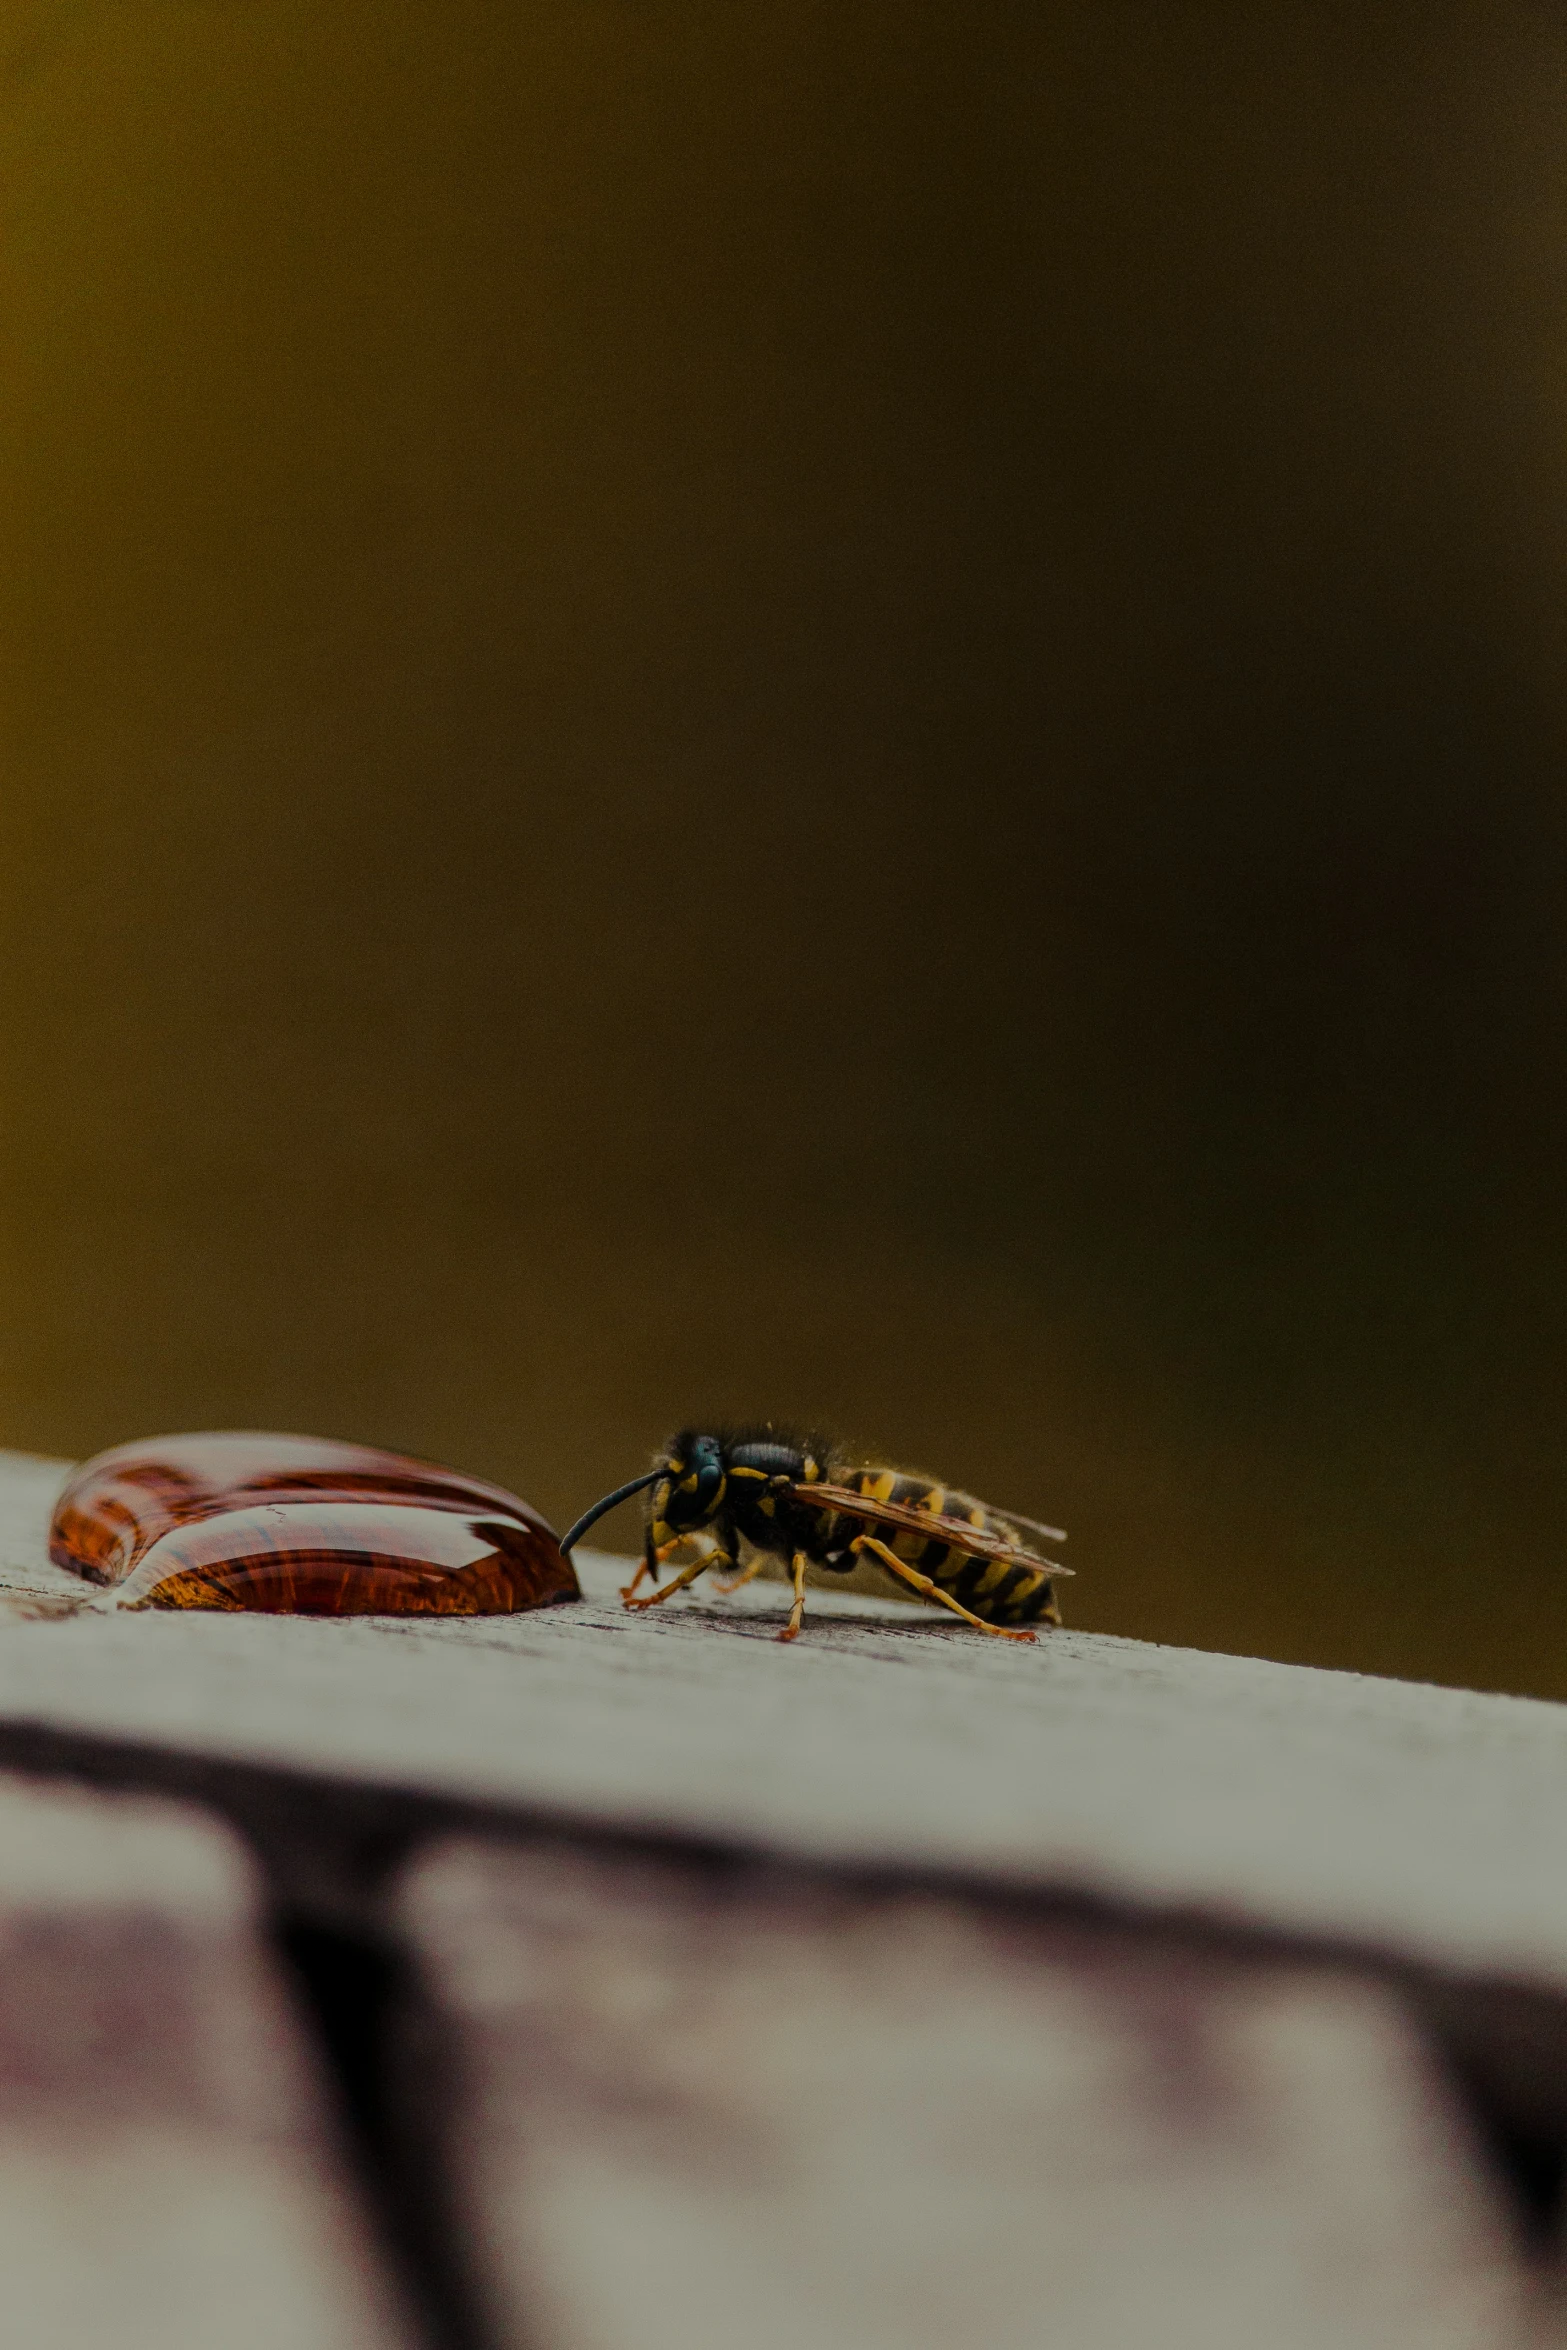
<box><xmin>5</xmin><ymin>1448</ymin><xmax>1567</xmax><ymax>2335</ymax></box>
<box><xmin>5</xmin><ymin>1444</ymin><xmax>1567</xmax><ymax>2114</ymax></box>
<box><xmin>397</xmin><ymin>1836</ymin><xmax>1539</xmax><ymax>2350</ymax></box>
<box><xmin>0</xmin><ymin>1767</ymin><xmax>413</xmax><ymax>2349</ymax></box>
<box><xmin>0</xmin><ymin>1467</ymin><xmax>1566</xmax><ymax>2007</ymax></box>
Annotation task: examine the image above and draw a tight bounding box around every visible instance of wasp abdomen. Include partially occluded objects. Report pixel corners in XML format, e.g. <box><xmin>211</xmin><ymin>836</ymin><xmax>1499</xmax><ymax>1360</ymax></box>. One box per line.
<box><xmin>822</xmin><ymin>1466</ymin><xmax>1060</xmax><ymax>1628</ymax></box>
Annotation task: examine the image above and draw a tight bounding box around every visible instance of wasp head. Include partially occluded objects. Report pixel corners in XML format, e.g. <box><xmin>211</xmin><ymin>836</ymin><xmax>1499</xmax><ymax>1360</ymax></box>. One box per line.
<box><xmin>659</xmin><ymin>1431</ymin><xmax>727</xmax><ymax>1531</ymax></box>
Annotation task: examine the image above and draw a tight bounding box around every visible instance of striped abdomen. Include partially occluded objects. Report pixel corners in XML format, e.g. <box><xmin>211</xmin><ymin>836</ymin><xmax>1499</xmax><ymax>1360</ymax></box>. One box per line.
<box><xmin>815</xmin><ymin>1467</ymin><xmax>1061</xmax><ymax>1628</ymax></box>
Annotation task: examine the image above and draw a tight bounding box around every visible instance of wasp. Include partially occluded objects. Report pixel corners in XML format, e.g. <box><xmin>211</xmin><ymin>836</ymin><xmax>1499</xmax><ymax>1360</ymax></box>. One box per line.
<box><xmin>559</xmin><ymin>1425</ymin><xmax>1072</xmax><ymax>1644</ymax></box>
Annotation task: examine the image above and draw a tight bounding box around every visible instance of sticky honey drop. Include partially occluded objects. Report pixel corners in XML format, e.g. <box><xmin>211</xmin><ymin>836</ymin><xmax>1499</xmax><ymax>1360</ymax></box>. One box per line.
<box><xmin>49</xmin><ymin>1432</ymin><xmax>579</xmax><ymax>1615</ymax></box>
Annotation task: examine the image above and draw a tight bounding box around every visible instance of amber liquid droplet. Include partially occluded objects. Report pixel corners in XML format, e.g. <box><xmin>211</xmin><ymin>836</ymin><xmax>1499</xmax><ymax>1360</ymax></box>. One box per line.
<box><xmin>49</xmin><ymin>1432</ymin><xmax>580</xmax><ymax>1616</ymax></box>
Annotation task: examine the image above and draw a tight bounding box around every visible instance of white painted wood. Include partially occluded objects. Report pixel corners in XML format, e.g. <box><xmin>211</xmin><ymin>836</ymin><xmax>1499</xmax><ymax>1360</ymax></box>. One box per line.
<box><xmin>399</xmin><ymin>1837</ymin><xmax>1536</xmax><ymax>2350</ymax></box>
<box><xmin>3</xmin><ymin>1445</ymin><xmax>1567</xmax><ymax>1997</ymax></box>
<box><xmin>0</xmin><ymin>1768</ymin><xmax>413</xmax><ymax>2348</ymax></box>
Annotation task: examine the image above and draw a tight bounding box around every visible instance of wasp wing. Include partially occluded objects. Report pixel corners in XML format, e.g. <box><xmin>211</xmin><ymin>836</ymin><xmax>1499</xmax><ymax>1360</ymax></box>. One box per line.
<box><xmin>788</xmin><ymin>1482</ymin><xmax>1074</xmax><ymax>1576</ymax></box>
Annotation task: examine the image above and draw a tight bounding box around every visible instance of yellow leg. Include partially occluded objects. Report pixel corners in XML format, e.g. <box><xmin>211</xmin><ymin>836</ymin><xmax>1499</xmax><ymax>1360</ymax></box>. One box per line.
<box><xmin>778</xmin><ymin>1551</ymin><xmax>809</xmax><ymax>1643</ymax></box>
<box><xmin>623</xmin><ymin>1549</ymin><xmax>720</xmax><ymax>1612</ymax></box>
<box><xmin>851</xmin><ymin>1535</ymin><xmax>1037</xmax><ymax>1643</ymax></box>
<box><xmin>713</xmin><ymin>1555</ymin><xmax>766</xmax><ymax>1596</ymax></box>
<box><xmin>620</xmin><ymin>1536</ymin><xmax>686</xmax><ymax>1603</ymax></box>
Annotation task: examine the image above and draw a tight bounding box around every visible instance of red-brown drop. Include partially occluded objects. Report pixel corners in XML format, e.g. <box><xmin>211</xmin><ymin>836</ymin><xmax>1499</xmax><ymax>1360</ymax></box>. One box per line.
<box><xmin>49</xmin><ymin>1432</ymin><xmax>580</xmax><ymax>1616</ymax></box>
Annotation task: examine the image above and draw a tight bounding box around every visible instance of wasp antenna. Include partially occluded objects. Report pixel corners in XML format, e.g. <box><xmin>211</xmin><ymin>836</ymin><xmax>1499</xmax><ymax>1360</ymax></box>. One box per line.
<box><xmin>1003</xmin><ymin>1509</ymin><xmax>1068</xmax><ymax>1544</ymax></box>
<box><xmin>559</xmin><ymin>1469</ymin><xmax>663</xmax><ymax>1556</ymax></box>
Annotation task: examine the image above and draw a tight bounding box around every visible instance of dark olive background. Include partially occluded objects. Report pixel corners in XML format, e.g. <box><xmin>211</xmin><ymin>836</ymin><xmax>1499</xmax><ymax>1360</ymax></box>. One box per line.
<box><xmin>4</xmin><ymin>0</ymin><xmax>1567</xmax><ymax>1691</ymax></box>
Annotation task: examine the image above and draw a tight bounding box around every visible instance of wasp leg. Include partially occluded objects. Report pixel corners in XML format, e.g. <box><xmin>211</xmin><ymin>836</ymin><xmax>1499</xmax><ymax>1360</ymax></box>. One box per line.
<box><xmin>620</xmin><ymin>1535</ymin><xmax>690</xmax><ymax>1604</ymax></box>
<box><xmin>850</xmin><ymin>1535</ymin><xmax>1037</xmax><ymax>1643</ymax></box>
<box><xmin>713</xmin><ymin>1555</ymin><xmax>766</xmax><ymax>1596</ymax></box>
<box><xmin>623</xmin><ymin>1545</ymin><xmax>727</xmax><ymax>1614</ymax></box>
<box><xmin>778</xmin><ymin>1552</ymin><xmax>809</xmax><ymax>1643</ymax></box>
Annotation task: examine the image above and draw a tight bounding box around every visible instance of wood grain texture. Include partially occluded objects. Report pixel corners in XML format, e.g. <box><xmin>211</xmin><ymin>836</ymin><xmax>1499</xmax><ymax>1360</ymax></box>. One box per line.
<box><xmin>397</xmin><ymin>1837</ymin><xmax>1538</xmax><ymax>2350</ymax></box>
<box><xmin>0</xmin><ymin>1767</ymin><xmax>412</xmax><ymax>2349</ymax></box>
<box><xmin>0</xmin><ymin>1449</ymin><xmax>90</xmax><ymax>1612</ymax></box>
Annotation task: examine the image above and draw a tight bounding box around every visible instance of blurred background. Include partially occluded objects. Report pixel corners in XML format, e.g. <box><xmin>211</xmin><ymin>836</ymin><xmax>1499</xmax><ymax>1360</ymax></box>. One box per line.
<box><xmin>3</xmin><ymin>0</ymin><xmax>1567</xmax><ymax>1693</ymax></box>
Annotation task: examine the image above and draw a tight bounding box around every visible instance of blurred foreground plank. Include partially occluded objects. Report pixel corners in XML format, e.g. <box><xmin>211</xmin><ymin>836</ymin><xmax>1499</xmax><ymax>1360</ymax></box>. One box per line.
<box><xmin>0</xmin><ymin>1770</ymin><xmax>412</xmax><ymax>2350</ymax></box>
<box><xmin>398</xmin><ymin>1837</ymin><xmax>1535</xmax><ymax>2350</ymax></box>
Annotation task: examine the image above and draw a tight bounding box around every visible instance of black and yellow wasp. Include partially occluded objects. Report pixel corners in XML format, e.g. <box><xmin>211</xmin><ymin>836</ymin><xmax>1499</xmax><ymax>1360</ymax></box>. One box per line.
<box><xmin>559</xmin><ymin>1425</ymin><xmax>1072</xmax><ymax>1644</ymax></box>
